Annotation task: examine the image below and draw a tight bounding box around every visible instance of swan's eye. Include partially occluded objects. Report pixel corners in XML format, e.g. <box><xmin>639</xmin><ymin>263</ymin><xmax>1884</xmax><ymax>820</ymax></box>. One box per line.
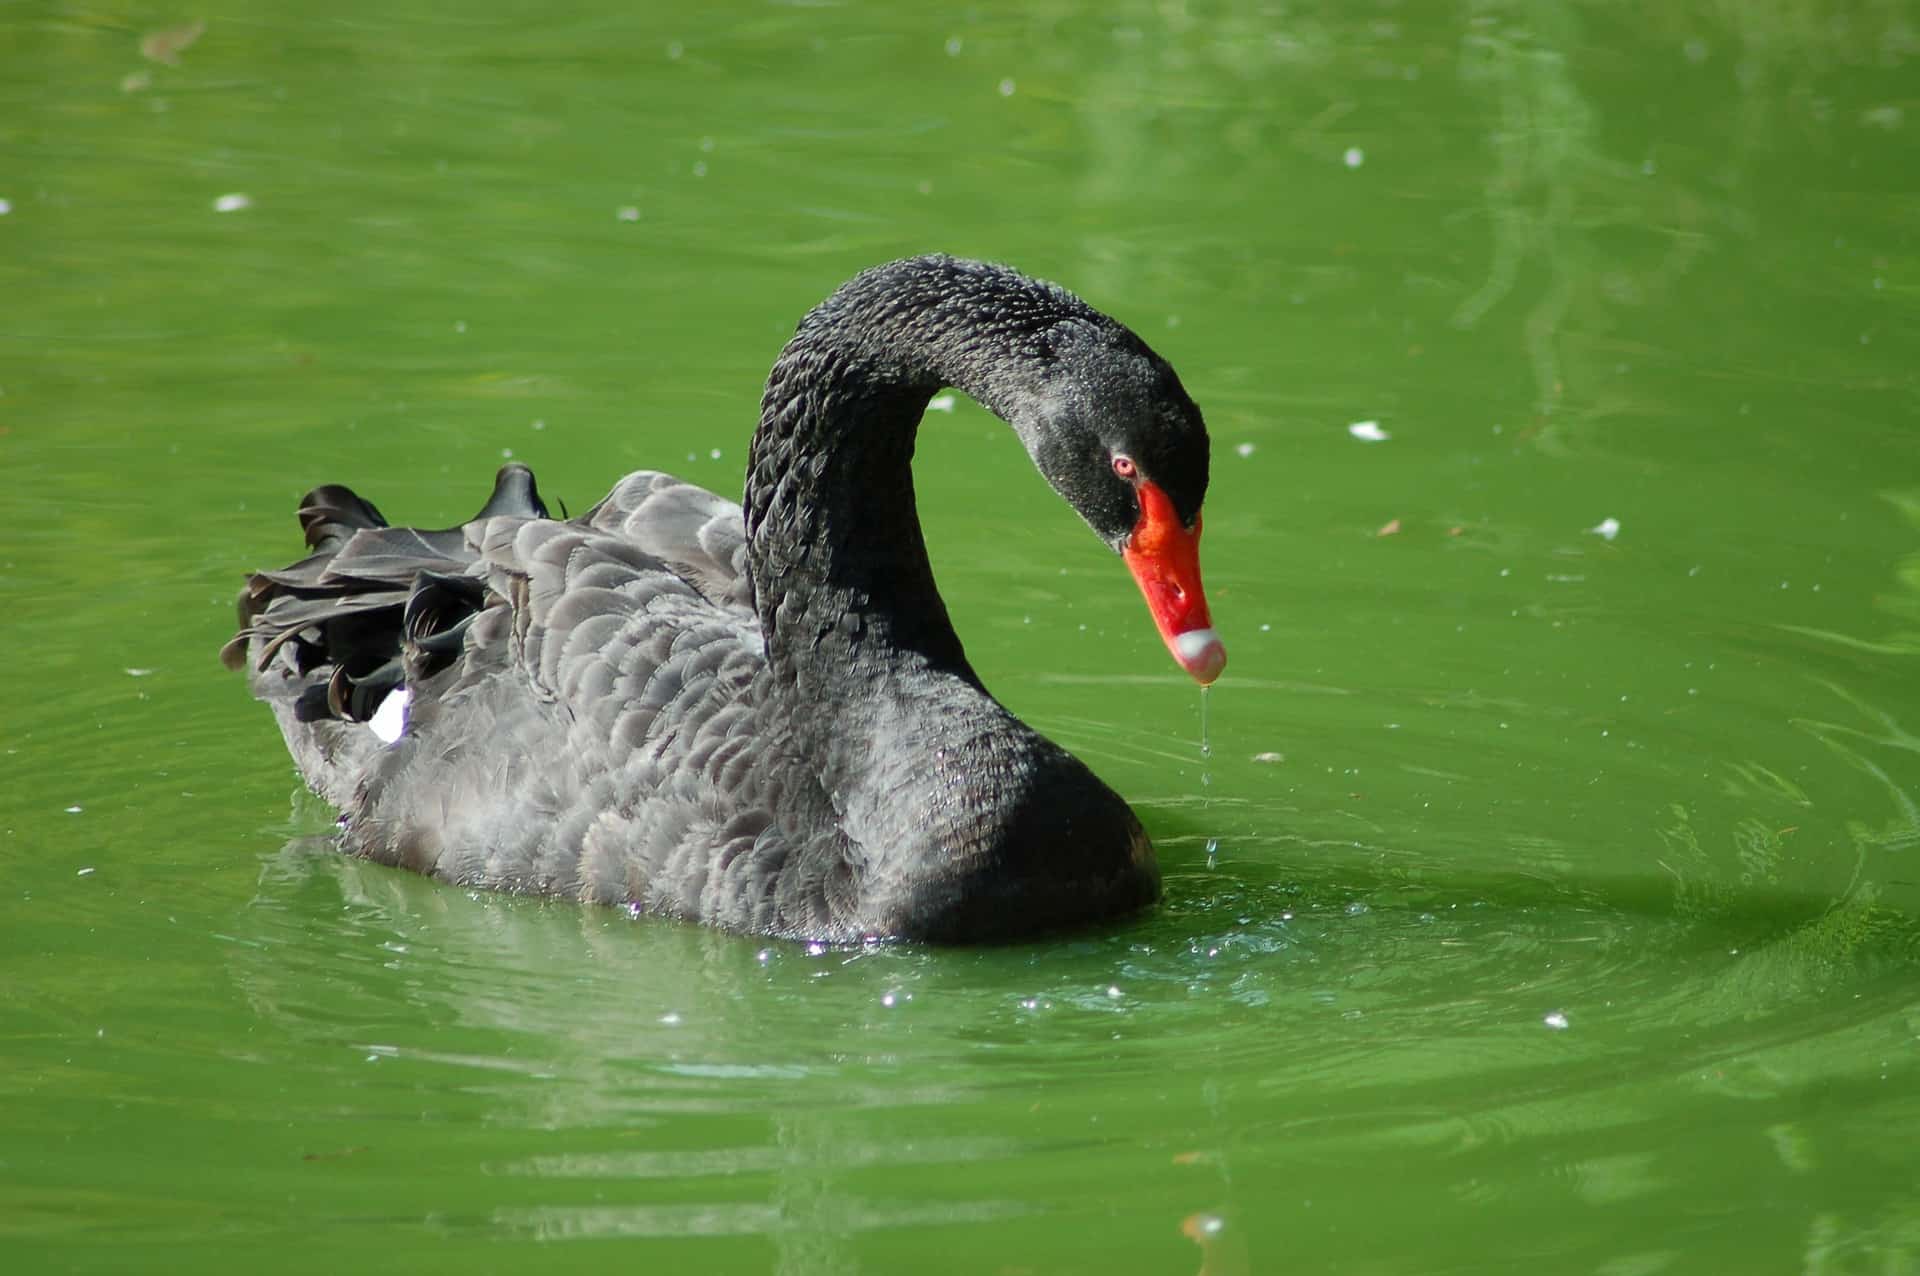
<box><xmin>1110</xmin><ymin>454</ymin><xmax>1137</xmax><ymax>480</ymax></box>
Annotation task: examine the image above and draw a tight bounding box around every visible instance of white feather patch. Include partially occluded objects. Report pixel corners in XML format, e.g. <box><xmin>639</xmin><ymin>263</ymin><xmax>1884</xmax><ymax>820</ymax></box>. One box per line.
<box><xmin>368</xmin><ymin>686</ymin><xmax>411</xmax><ymax>744</ymax></box>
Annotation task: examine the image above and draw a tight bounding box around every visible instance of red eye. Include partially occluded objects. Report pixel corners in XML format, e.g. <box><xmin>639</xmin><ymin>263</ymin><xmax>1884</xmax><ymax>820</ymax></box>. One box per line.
<box><xmin>1111</xmin><ymin>454</ymin><xmax>1137</xmax><ymax>479</ymax></box>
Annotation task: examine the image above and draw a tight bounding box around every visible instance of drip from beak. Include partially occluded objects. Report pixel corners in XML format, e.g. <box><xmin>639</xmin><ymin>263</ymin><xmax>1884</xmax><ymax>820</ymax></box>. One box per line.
<box><xmin>1121</xmin><ymin>481</ymin><xmax>1226</xmax><ymax>684</ymax></box>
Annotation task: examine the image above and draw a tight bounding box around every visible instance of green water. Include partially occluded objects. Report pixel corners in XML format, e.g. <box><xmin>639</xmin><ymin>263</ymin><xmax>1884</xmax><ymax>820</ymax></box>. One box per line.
<box><xmin>6</xmin><ymin>2</ymin><xmax>1919</xmax><ymax>1271</ymax></box>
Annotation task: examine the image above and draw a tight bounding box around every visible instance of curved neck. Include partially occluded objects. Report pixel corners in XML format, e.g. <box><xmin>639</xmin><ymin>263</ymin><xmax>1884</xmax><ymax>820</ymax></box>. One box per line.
<box><xmin>742</xmin><ymin>258</ymin><xmax>1096</xmax><ymax>696</ymax></box>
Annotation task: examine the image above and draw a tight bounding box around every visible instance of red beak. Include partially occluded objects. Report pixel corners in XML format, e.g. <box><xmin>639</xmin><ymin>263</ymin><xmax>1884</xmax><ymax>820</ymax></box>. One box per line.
<box><xmin>1121</xmin><ymin>480</ymin><xmax>1226</xmax><ymax>684</ymax></box>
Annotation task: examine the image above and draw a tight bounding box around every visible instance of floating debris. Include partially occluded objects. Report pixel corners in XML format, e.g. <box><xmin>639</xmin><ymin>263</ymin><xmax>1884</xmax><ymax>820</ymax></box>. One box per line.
<box><xmin>1376</xmin><ymin>517</ymin><xmax>1402</xmax><ymax>537</ymax></box>
<box><xmin>615</xmin><ymin>205</ymin><xmax>640</xmax><ymax>222</ymax></box>
<box><xmin>927</xmin><ymin>393</ymin><xmax>957</xmax><ymax>413</ymax></box>
<box><xmin>1587</xmin><ymin>517</ymin><xmax>1621</xmax><ymax>542</ymax></box>
<box><xmin>1343</xmin><ymin>146</ymin><xmax>1365</xmax><ymax>169</ymax></box>
<box><xmin>213</xmin><ymin>193</ymin><xmax>252</xmax><ymax>213</ymax></box>
<box><xmin>77</xmin><ymin>866</ymin><xmax>96</xmax><ymax>876</ymax></box>
<box><xmin>141</xmin><ymin>20</ymin><xmax>205</xmax><ymax>66</ymax></box>
<box><xmin>1544</xmin><ymin>1010</ymin><xmax>1570</xmax><ymax>1030</ymax></box>
<box><xmin>1251</xmin><ymin>751</ymin><xmax>1283</xmax><ymax>763</ymax></box>
<box><xmin>125</xmin><ymin>667</ymin><xmax>154</xmax><ymax>677</ymax></box>
<box><xmin>1234</xmin><ymin>442</ymin><xmax>1255</xmax><ymax>457</ymax></box>
<box><xmin>0</xmin><ymin>198</ymin><xmax>12</xmax><ymax>216</ymax></box>
<box><xmin>1182</xmin><ymin>1210</ymin><xmax>1251</xmax><ymax>1275</ymax></box>
<box><xmin>1348</xmin><ymin>420</ymin><xmax>1390</xmax><ymax>442</ymax></box>
<box><xmin>997</xmin><ymin>77</ymin><xmax>1016</xmax><ymax>97</ymax></box>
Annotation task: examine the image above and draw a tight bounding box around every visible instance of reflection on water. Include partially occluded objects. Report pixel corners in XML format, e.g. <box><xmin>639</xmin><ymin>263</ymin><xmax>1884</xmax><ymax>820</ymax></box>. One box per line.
<box><xmin>218</xmin><ymin>820</ymin><xmax>1920</xmax><ymax>1267</ymax></box>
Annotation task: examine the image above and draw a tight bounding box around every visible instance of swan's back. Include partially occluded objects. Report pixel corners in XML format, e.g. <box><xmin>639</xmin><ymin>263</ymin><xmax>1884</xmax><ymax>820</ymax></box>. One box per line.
<box><xmin>227</xmin><ymin>465</ymin><xmax>867</xmax><ymax>936</ymax></box>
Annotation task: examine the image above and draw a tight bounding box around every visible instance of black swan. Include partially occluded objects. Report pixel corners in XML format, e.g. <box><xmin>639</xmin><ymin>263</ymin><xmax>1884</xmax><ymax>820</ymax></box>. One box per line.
<box><xmin>222</xmin><ymin>255</ymin><xmax>1224</xmax><ymax>942</ymax></box>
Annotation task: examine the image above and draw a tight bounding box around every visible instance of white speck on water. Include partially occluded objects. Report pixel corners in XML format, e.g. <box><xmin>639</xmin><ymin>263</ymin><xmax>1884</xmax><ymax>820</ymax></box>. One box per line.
<box><xmin>709</xmin><ymin>447</ymin><xmax>722</xmax><ymax>460</ymax></box>
<box><xmin>1235</xmin><ymin>442</ymin><xmax>1255</xmax><ymax>457</ymax></box>
<box><xmin>1259</xmin><ymin>623</ymin><xmax>1270</xmax><ymax>632</ymax></box>
<box><xmin>691</xmin><ymin>161</ymin><xmax>707</xmax><ymax>178</ymax></box>
<box><xmin>997</xmin><ymin>77</ymin><xmax>1016</xmax><ymax>96</ymax></box>
<box><xmin>212</xmin><ymin>193</ymin><xmax>251</xmax><ymax>213</ymax></box>
<box><xmin>659</xmin><ymin>1012</ymin><xmax>683</xmax><ymax>1026</ymax></box>
<box><xmin>500</xmin><ymin>447</ymin><xmax>514</xmax><ymax>459</ymax></box>
<box><xmin>65</xmin><ymin>805</ymin><xmax>83</xmax><ymax>814</ymax></box>
<box><xmin>1205</xmin><ymin>838</ymin><xmax>1218</xmax><ymax>867</ymax></box>
<box><xmin>699</xmin><ymin>136</ymin><xmax>715</xmax><ymax>153</ymax></box>
<box><xmin>1544</xmin><ymin>1011</ymin><xmax>1570</xmax><ymax>1030</ymax></box>
<box><xmin>454</xmin><ymin>320</ymin><xmax>467</xmax><ymax>334</ymax></box>
<box><xmin>1348</xmin><ymin>420</ymin><xmax>1390</xmax><ymax>442</ymax></box>
<box><xmin>1343</xmin><ymin>146</ymin><xmax>1365</xmax><ymax>169</ymax></box>
<box><xmin>77</xmin><ymin>866</ymin><xmax>95</xmax><ymax>876</ymax></box>
<box><xmin>665</xmin><ymin>40</ymin><xmax>684</xmax><ymax>60</ymax></box>
<box><xmin>1106</xmin><ymin>985</ymin><xmax>1123</xmax><ymax>998</ymax></box>
<box><xmin>0</xmin><ymin>198</ymin><xmax>11</xmax><ymax>215</ymax></box>
<box><xmin>125</xmin><ymin>667</ymin><xmax>154</xmax><ymax>677</ymax></box>
<box><xmin>881</xmin><ymin>992</ymin><xmax>897</xmax><ymax>1007</ymax></box>
<box><xmin>927</xmin><ymin>393</ymin><xmax>957</xmax><ymax>413</ymax></box>
<box><xmin>616</xmin><ymin>205</ymin><xmax>640</xmax><ymax>222</ymax></box>
<box><xmin>531</xmin><ymin>418</ymin><xmax>545</xmax><ymax>431</ymax></box>
<box><xmin>1252</xmin><ymin>751</ymin><xmax>1283</xmax><ymax>763</ymax></box>
<box><xmin>945</xmin><ymin>36</ymin><xmax>962</xmax><ymax>55</ymax></box>
<box><xmin>1587</xmin><ymin>517</ymin><xmax>1621</xmax><ymax>541</ymax></box>
<box><xmin>1345</xmin><ymin>900</ymin><xmax>1369</xmax><ymax>916</ymax></box>
<box><xmin>805</xmin><ymin>942</ymin><xmax>827</xmax><ymax>957</ymax></box>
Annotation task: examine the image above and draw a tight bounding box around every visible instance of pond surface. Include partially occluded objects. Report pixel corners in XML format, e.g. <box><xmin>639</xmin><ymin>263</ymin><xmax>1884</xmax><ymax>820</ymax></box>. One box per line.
<box><xmin>5</xmin><ymin>2</ymin><xmax>1919</xmax><ymax>1272</ymax></box>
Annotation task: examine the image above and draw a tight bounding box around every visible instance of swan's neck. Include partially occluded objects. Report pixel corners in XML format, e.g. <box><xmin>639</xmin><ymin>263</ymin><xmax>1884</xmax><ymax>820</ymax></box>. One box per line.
<box><xmin>743</xmin><ymin>259</ymin><xmax>1082</xmax><ymax>697</ymax></box>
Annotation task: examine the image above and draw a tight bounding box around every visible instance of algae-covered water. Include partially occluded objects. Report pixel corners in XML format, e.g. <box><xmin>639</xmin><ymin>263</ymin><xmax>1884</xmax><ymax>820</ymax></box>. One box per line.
<box><xmin>5</xmin><ymin>3</ymin><xmax>1918</xmax><ymax>1272</ymax></box>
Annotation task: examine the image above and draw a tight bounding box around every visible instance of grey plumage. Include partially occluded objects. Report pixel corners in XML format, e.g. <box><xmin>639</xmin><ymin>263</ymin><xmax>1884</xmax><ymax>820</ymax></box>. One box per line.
<box><xmin>225</xmin><ymin>255</ymin><xmax>1212</xmax><ymax>942</ymax></box>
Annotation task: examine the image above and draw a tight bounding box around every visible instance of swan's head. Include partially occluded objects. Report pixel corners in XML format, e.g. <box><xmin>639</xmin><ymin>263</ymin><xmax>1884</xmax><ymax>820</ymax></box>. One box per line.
<box><xmin>1015</xmin><ymin>319</ymin><xmax>1226</xmax><ymax>685</ymax></box>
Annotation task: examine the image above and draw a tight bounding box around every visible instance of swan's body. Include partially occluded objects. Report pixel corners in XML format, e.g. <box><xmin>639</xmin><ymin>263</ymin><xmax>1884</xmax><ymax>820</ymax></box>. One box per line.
<box><xmin>224</xmin><ymin>256</ymin><xmax>1222</xmax><ymax>942</ymax></box>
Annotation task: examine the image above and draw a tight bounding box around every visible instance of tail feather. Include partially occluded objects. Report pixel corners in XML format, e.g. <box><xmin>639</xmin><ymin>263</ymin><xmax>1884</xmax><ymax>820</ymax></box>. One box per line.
<box><xmin>224</xmin><ymin>465</ymin><xmax>553</xmax><ymax>791</ymax></box>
